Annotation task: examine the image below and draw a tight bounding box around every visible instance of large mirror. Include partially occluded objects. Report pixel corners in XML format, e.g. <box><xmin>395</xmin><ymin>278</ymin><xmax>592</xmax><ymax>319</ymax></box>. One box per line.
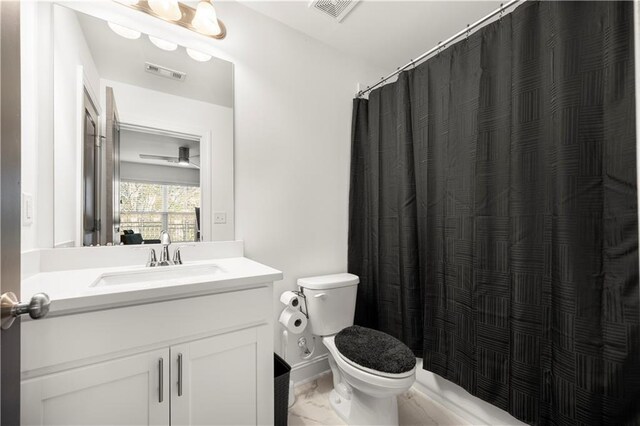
<box><xmin>52</xmin><ymin>4</ymin><xmax>234</xmax><ymax>247</ymax></box>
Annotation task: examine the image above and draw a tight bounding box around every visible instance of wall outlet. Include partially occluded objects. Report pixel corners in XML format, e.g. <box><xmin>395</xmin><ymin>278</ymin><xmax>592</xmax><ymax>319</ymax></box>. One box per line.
<box><xmin>22</xmin><ymin>192</ymin><xmax>34</xmax><ymax>226</ymax></box>
<box><xmin>214</xmin><ymin>212</ymin><xmax>227</xmax><ymax>224</ymax></box>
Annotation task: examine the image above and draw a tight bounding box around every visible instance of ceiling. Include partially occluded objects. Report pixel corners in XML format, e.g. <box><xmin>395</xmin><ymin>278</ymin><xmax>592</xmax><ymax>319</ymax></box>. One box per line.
<box><xmin>75</xmin><ymin>10</ymin><xmax>234</xmax><ymax>108</ymax></box>
<box><xmin>120</xmin><ymin>130</ymin><xmax>201</xmax><ymax>169</ymax></box>
<box><xmin>239</xmin><ymin>1</ymin><xmax>502</xmax><ymax>71</ymax></box>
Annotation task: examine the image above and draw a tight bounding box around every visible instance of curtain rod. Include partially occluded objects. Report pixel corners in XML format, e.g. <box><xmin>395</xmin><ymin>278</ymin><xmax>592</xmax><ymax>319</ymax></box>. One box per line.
<box><xmin>356</xmin><ymin>0</ymin><xmax>522</xmax><ymax>98</ymax></box>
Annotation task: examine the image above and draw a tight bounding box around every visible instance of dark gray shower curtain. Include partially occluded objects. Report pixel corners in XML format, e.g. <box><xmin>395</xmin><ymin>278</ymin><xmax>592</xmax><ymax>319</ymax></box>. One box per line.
<box><xmin>348</xmin><ymin>1</ymin><xmax>639</xmax><ymax>424</ymax></box>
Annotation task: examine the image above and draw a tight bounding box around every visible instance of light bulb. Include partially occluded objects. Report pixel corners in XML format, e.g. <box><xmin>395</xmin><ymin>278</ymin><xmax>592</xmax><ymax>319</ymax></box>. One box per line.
<box><xmin>192</xmin><ymin>0</ymin><xmax>222</xmax><ymax>36</ymax></box>
<box><xmin>108</xmin><ymin>22</ymin><xmax>141</xmax><ymax>40</ymax></box>
<box><xmin>148</xmin><ymin>0</ymin><xmax>182</xmax><ymax>21</ymax></box>
<box><xmin>186</xmin><ymin>48</ymin><xmax>212</xmax><ymax>62</ymax></box>
<box><xmin>149</xmin><ymin>35</ymin><xmax>178</xmax><ymax>51</ymax></box>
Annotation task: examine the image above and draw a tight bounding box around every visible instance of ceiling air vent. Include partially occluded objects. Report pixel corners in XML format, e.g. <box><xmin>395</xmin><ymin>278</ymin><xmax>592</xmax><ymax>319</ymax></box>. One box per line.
<box><xmin>309</xmin><ymin>0</ymin><xmax>359</xmax><ymax>22</ymax></box>
<box><xmin>145</xmin><ymin>62</ymin><xmax>186</xmax><ymax>82</ymax></box>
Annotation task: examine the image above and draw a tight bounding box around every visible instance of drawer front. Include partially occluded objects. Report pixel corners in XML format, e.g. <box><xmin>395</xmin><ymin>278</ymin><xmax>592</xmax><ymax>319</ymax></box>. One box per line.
<box><xmin>22</xmin><ymin>285</ymin><xmax>272</xmax><ymax>374</ymax></box>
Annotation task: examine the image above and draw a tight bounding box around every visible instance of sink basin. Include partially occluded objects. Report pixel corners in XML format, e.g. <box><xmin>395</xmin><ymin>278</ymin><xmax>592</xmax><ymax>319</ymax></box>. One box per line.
<box><xmin>91</xmin><ymin>264</ymin><xmax>222</xmax><ymax>287</ymax></box>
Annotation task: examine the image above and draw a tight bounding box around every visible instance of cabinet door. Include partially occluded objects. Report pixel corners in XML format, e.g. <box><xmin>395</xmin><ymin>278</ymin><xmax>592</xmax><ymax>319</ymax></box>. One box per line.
<box><xmin>171</xmin><ymin>326</ymin><xmax>273</xmax><ymax>426</ymax></box>
<box><xmin>22</xmin><ymin>349</ymin><xmax>170</xmax><ymax>426</ymax></box>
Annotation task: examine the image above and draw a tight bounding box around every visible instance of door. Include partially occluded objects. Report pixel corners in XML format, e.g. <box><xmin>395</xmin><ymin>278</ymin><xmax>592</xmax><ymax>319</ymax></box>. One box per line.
<box><xmin>104</xmin><ymin>86</ymin><xmax>121</xmax><ymax>245</ymax></box>
<box><xmin>82</xmin><ymin>91</ymin><xmax>100</xmax><ymax>246</ymax></box>
<box><xmin>0</xmin><ymin>2</ymin><xmax>22</xmax><ymax>424</ymax></box>
<box><xmin>171</xmin><ymin>328</ymin><xmax>264</xmax><ymax>426</ymax></box>
<box><xmin>21</xmin><ymin>349</ymin><xmax>170</xmax><ymax>426</ymax></box>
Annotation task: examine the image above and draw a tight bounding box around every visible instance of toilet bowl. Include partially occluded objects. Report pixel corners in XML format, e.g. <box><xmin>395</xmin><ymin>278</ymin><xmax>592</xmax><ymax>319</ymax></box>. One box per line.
<box><xmin>323</xmin><ymin>335</ymin><xmax>415</xmax><ymax>425</ymax></box>
<box><xmin>297</xmin><ymin>273</ymin><xmax>416</xmax><ymax>426</ymax></box>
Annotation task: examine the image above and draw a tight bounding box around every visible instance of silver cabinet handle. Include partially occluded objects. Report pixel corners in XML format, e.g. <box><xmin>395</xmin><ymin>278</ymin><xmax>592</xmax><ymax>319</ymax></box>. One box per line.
<box><xmin>1</xmin><ymin>292</ymin><xmax>50</xmax><ymax>330</ymax></box>
<box><xmin>158</xmin><ymin>358</ymin><xmax>164</xmax><ymax>403</ymax></box>
<box><xmin>177</xmin><ymin>353</ymin><xmax>183</xmax><ymax>396</ymax></box>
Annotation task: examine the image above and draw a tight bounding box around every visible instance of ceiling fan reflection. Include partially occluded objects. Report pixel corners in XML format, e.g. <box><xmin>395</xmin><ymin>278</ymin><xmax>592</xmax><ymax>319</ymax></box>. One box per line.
<box><xmin>139</xmin><ymin>146</ymin><xmax>200</xmax><ymax>168</ymax></box>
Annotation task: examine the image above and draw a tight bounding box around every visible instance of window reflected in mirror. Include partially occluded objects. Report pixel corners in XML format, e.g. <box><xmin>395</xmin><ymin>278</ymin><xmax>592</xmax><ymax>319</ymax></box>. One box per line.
<box><xmin>120</xmin><ymin>183</ymin><xmax>201</xmax><ymax>243</ymax></box>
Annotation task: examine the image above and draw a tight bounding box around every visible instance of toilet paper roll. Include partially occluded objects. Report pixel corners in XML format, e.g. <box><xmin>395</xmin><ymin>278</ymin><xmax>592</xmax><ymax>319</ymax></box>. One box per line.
<box><xmin>278</xmin><ymin>307</ymin><xmax>307</xmax><ymax>334</ymax></box>
<box><xmin>279</xmin><ymin>291</ymin><xmax>301</xmax><ymax>309</ymax></box>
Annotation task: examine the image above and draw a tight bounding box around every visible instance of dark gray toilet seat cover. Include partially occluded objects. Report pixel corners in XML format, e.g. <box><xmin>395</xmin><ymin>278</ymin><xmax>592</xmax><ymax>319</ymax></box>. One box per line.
<box><xmin>334</xmin><ymin>325</ymin><xmax>416</xmax><ymax>374</ymax></box>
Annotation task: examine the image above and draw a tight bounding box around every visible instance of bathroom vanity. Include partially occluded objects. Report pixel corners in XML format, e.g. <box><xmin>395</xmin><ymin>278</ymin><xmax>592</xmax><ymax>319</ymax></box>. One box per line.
<box><xmin>19</xmin><ymin>242</ymin><xmax>282</xmax><ymax>425</ymax></box>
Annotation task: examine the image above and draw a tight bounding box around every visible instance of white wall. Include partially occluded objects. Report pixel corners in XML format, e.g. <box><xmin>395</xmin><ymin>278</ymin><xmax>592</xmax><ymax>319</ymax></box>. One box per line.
<box><xmin>21</xmin><ymin>1</ymin><xmax>54</xmax><ymax>252</ymax></box>
<box><xmin>210</xmin><ymin>1</ymin><xmax>386</xmax><ymax>364</ymax></box>
<box><xmin>21</xmin><ymin>1</ymin><xmax>39</xmax><ymax>251</ymax></box>
<box><xmin>120</xmin><ymin>162</ymin><xmax>200</xmax><ymax>187</ymax></box>
<box><xmin>52</xmin><ymin>5</ymin><xmax>101</xmax><ymax>247</ymax></box>
<box><xmin>100</xmin><ymin>79</ymin><xmax>234</xmax><ymax>242</ymax></box>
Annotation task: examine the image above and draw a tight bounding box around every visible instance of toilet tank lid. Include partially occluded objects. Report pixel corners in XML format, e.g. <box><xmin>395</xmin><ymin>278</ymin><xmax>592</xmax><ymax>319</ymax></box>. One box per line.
<box><xmin>297</xmin><ymin>273</ymin><xmax>359</xmax><ymax>290</ymax></box>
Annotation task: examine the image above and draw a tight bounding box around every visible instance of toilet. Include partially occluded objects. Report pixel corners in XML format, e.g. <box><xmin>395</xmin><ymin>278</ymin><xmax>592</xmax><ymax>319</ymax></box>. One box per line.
<box><xmin>297</xmin><ymin>273</ymin><xmax>416</xmax><ymax>426</ymax></box>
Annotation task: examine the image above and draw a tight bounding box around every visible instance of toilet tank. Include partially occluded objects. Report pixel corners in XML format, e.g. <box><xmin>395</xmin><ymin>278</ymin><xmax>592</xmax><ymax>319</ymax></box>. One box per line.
<box><xmin>297</xmin><ymin>273</ymin><xmax>359</xmax><ymax>336</ymax></box>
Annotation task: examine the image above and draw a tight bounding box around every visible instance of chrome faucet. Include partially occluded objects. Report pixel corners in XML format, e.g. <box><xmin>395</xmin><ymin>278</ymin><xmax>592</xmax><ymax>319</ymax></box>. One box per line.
<box><xmin>144</xmin><ymin>231</ymin><xmax>189</xmax><ymax>267</ymax></box>
<box><xmin>158</xmin><ymin>230</ymin><xmax>173</xmax><ymax>266</ymax></box>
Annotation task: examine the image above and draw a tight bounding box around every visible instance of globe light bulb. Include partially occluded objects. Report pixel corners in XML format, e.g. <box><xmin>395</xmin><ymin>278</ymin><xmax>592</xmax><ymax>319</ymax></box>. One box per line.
<box><xmin>192</xmin><ymin>0</ymin><xmax>222</xmax><ymax>36</ymax></box>
<box><xmin>149</xmin><ymin>35</ymin><xmax>178</xmax><ymax>51</ymax></box>
<box><xmin>186</xmin><ymin>48</ymin><xmax>212</xmax><ymax>62</ymax></box>
<box><xmin>108</xmin><ymin>22</ymin><xmax>141</xmax><ymax>40</ymax></box>
<box><xmin>148</xmin><ymin>0</ymin><xmax>182</xmax><ymax>21</ymax></box>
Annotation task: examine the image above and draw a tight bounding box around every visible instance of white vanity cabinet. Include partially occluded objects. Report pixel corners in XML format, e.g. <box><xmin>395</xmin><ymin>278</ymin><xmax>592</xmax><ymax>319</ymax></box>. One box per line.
<box><xmin>20</xmin><ymin>283</ymin><xmax>275</xmax><ymax>426</ymax></box>
<box><xmin>171</xmin><ymin>327</ymin><xmax>271</xmax><ymax>426</ymax></box>
<box><xmin>22</xmin><ymin>349</ymin><xmax>171</xmax><ymax>426</ymax></box>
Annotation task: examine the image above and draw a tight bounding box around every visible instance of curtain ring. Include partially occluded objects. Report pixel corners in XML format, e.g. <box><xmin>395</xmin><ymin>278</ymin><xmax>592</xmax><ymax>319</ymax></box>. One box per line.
<box><xmin>499</xmin><ymin>3</ymin><xmax>504</xmax><ymax>20</ymax></box>
<box><xmin>466</xmin><ymin>24</ymin><xmax>470</xmax><ymax>40</ymax></box>
<box><xmin>437</xmin><ymin>41</ymin><xmax>443</xmax><ymax>56</ymax></box>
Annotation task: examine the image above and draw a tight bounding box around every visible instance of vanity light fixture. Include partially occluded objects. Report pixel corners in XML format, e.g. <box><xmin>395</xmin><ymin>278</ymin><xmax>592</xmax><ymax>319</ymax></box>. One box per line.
<box><xmin>121</xmin><ymin>0</ymin><xmax>227</xmax><ymax>40</ymax></box>
<box><xmin>149</xmin><ymin>35</ymin><xmax>178</xmax><ymax>51</ymax></box>
<box><xmin>108</xmin><ymin>22</ymin><xmax>142</xmax><ymax>39</ymax></box>
<box><xmin>186</xmin><ymin>48</ymin><xmax>212</xmax><ymax>62</ymax></box>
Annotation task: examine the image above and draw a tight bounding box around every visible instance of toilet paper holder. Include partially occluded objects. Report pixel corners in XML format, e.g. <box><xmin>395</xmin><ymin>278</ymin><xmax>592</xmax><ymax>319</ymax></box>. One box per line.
<box><xmin>292</xmin><ymin>289</ymin><xmax>309</xmax><ymax>319</ymax></box>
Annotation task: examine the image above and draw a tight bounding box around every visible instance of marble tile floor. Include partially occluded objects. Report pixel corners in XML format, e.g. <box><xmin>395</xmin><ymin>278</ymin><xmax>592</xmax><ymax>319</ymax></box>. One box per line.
<box><xmin>288</xmin><ymin>372</ymin><xmax>469</xmax><ymax>426</ymax></box>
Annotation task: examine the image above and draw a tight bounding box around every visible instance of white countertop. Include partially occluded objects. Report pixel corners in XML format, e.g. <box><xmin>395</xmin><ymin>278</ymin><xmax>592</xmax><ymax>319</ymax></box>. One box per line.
<box><xmin>22</xmin><ymin>257</ymin><xmax>283</xmax><ymax>317</ymax></box>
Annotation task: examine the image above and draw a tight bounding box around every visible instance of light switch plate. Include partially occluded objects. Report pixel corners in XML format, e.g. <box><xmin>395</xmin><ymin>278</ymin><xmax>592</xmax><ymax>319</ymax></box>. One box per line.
<box><xmin>22</xmin><ymin>192</ymin><xmax>34</xmax><ymax>226</ymax></box>
<box><xmin>214</xmin><ymin>212</ymin><xmax>227</xmax><ymax>224</ymax></box>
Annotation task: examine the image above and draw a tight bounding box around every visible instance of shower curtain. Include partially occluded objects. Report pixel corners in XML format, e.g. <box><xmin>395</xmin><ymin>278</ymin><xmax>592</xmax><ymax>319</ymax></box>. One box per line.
<box><xmin>348</xmin><ymin>1</ymin><xmax>639</xmax><ymax>424</ymax></box>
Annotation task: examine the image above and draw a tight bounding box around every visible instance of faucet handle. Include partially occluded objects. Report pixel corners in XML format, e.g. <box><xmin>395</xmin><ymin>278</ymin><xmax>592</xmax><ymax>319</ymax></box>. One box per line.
<box><xmin>172</xmin><ymin>245</ymin><xmax>194</xmax><ymax>265</ymax></box>
<box><xmin>173</xmin><ymin>247</ymin><xmax>183</xmax><ymax>265</ymax></box>
<box><xmin>146</xmin><ymin>248</ymin><xmax>158</xmax><ymax>267</ymax></box>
